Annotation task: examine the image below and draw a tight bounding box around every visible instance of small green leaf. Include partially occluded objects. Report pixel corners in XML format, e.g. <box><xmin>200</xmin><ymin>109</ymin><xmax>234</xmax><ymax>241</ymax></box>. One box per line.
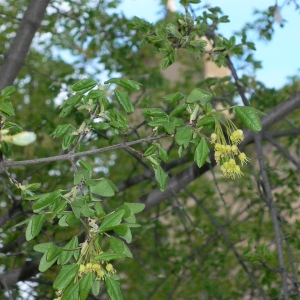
<box><xmin>1</xmin><ymin>86</ymin><xmax>16</xmax><ymax>97</ymax></box>
<box><xmin>144</xmin><ymin>145</ymin><xmax>157</xmax><ymax>157</ymax></box>
<box><xmin>110</xmin><ymin>237</ymin><xmax>125</xmax><ymax>254</ymax></box>
<box><xmin>99</xmin><ymin>209</ymin><xmax>125</xmax><ymax>232</ymax></box>
<box><xmin>124</xmin><ymin>203</ymin><xmax>145</xmax><ymax>214</ymax></box>
<box><xmin>25</xmin><ymin>219</ymin><xmax>34</xmax><ymax>241</ymax></box>
<box><xmin>148</xmin><ymin>118</ymin><xmax>168</xmax><ymax>127</ymax></box>
<box><xmin>79</xmin><ymin>160</ymin><xmax>93</xmax><ymax>173</ymax></box>
<box><xmin>235</xmin><ymin>106</ymin><xmax>262</xmax><ymax>132</ymax></box>
<box><xmin>106</xmin><ymin>276</ymin><xmax>123</xmax><ymax>300</ymax></box>
<box><xmin>194</xmin><ymin>138</ymin><xmax>210</xmax><ymax>168</ymax></box>
<box><xmin>162</xmin><ymin>56</ymin><xmax>172</xmax><ymax>70</ymax></box>
<box><xmin>94</xmin><ymin>202</ymin><xmax>106</xmax><ymax>218</ymax></box>
<box><xmin>158</xmin><ymin>146</ymin><xmax>168</xmax><ymax>162</ymax></box>
<box><xmin>0</xmin><ymin>101</ymin><xmax>15</xmax><ymax>116</ymax></box>
<box><xmin>39</xmin><ymin>252</ymin><xmax>57</xmax><ymax>272</ymax></box>
<box><xmin>142</xmin><ymin>108</ymin><xmax>167</xmax><ymax>118</ymax></box>
<box><xmin>32</xmin><ymin>190</ymin><xmax>61</xmax><ymax>213</ymax></box>
<box><xmin>163</xmin><ymin>92</ymin><xmax>185</xmax><ymax>103</ymax></box>
<box><xmin>91</xmin><ymin>179</ymin><xmax>115</xmax><ymax>197</ymax></box>
<box><xmin>59</xmin><ymin>236</ymin><xmax>79</xmax><ymax>265</ymax></box>
<box><xmin>33</xmin><ymin>242</ymin><xmax>52</xmax><ymax>253</ymax></box>
<box><xmin>31</xmin><ymin>213</ymin><xmax>46</xmax><ymax>239</ymax></box>
<box><xmin>52</xmin><ymin>124</ymin><xmax>71</xmax><ymax>138</ymax></box>
<box><xmin>79</xmin><ymin>272</ymin><xmax>94</xmax><ymax>300</ymax></box>
<box><xmin>114</xmin><ymin>90</ymin><xmax>134</xmax><ymax>114</ymax></box>
<box><xmin>164</xmin><ymin>122</ymin><xmax>175</xmax><ymax>134</ymax></box>
<box><xmin>175</xmin><ymin>126</ymin><xmax>192</xmax><ymax>148</ymax></box>
<box><xmin>186</xmin><ymin>88</ymin><xmax>212</xmax><ymax>106</ymax></box>
<box><xmin>105</xmin><ymin>78</ymin><xmax>141</xmax><ymax>91</ymax></box>
<box><xmin>92</xmin><ymin>280</ymin><xmax>101</xmax><ymax>296</ymax></box>
<box><xmin>53</xmin><ymin>264</ymin><xmax>79</xmax><ymax>290</ymax></box>
<box><xmin>96</xmin><ymin>252</ymin><xmax>126</xmax><ymax>261</ymax></box>
<box><xmin>14</xmin><ymin>217</ymin><xmax>32</xmax><ymax>227</ymax></box>
<box><xmin>72</xmin><ymin>79</ymin><xmax>97</xmax><ymax>94</ymax></box>
<box><xmin>169</xmin><ymin>103</ymin><xmax>187</xmax><ymax>117</ymax></box>
<box><xmin>47</xmin><ymin>244</ymin><xmax>62</xmax><ymax>262</ymax></box>
<box><xmin>166</xmin><ymin>23</ymin><xmax>181</xmax><ymax>38</ymax></box>
<box><xmin>113</xmin><ymin>224</ymin><xmax>129</xmax><ymax>237</ymax></box>
<box><xmin>61</xmin><ymin>281</ymin><xmax>79</xmax><ymax>300</ymax></box>
<box><xmin>123</xmin><ymin>244</ymin><xmax>133</xmax><ymax>258</ymax></box>
<box><xmin>196</xmin><ymin>114</ymin><xmax>222</xmax><ymax>127</ymax></box>
<box><xmin>153</xmin><ymin>165</ymin><xmax>168</xmax><ymax>191</ymax></box>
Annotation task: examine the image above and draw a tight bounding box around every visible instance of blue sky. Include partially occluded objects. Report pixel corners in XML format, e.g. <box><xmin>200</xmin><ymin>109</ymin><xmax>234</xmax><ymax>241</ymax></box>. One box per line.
<box><xmin>118</xmin><ymin>0</ymin><xmax>300</xmax><ymax>89</ymax></box>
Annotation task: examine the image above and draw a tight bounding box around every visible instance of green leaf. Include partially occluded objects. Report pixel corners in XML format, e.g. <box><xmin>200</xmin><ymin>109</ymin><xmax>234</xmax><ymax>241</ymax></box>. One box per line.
<box><xmin>87</xmin><ymin>89</ymin><xmax>106</xmax><ymax>99</ymax></box>
<box><xmin>196</xmin><ymin>114</ymin><xmax>222</xmax><ymax>127</ymax></box>
<box><xmin>163</xmin><ymin>92</ymin><xmax>185</xmax><ymax>103</ymax></box>
<box><xmin>144</xmin><ymin>144</ymin><xmax>157</xmax><ymax>157</ymax></box>
<box><xmin>32</xmin><ymin>190</ymin><xmax>61</xmax><ymax>213</ymax></box>
<box><xmin>175</xmin><ymin>126</ymin><xmax>192</xmax><ymax>148</ymax></box>
<box><xmin>162</xmin><ymin>56</ymin><xmax>172</xmax><ymax>70</ymax></box>
<box><xmin>79</xmin><ymin>272</ymin><xmax>94</xmax><ymax>300</ymax></box>
<box><xmin>166</xmin><ymin>23</ymin><xmax>181</xmax><ymax>38</ymax></box>
<box><xmin>52</xmin><ymin>124</ymin><xmax>71</xmax><ymax>138</ymax></box>
<box><xmin>158</xmin><ymin>146</ymin><xmax>168</xmax><ymax>162</ymax></box>
<box><xmin>1</xmin><ymin>86</ymin><xmax>16</xmax><ymax>97</ymax></box>
<box><xmin>94</xmin><ymin>202</ymin><xmax>106</xmax><ymax>218</ymax></box>
<box><xmin>0</xmin><ymin>101</ymin><xmax>15</xmax><ymax>116</ymax></box>
<box><xmin>114</xmin><ymin>90</ymin><xmax>134</xmax><ymax>114</ymax></box>
<box><xmin>59</xmin><ymin>104</ymin><xmax>74</xmax><ymax>118</ymax></box>
<box><xmin>59</xmin><ymin>236</ymin><xmax>79</xmax><ymax>265</ymax></box>
<box><xmin>113</xmin><ymin>224</ymin><xmax>129</xmax><ymax>237</ymax></box>
<box><xmin>123</xmin><ymin>244</ymin><xmax>133</xmax><ymax>258</ymax></box>
<box><xmin>39</xmin><ymin>252</ymin><xmax>57</xmax><ymax>272</ymax></box>
<box><xmin>31</xmin><ymin>213</ymin><xmax>46</xmax><ymax>239</ymax></box>
<box><xmin>61</xmin><ymin>281</ymin><xmax>79</xmax><ymax>300</ymax></box>
<box><xmin>33</xmin><ymin>242</ymin><xmax>53</xmax><ymax>253</ymax></box>
<box><xmin>105</xmin><ymin>78</ymin><xmax>141</xmax><ymax>91</ymax></box>
<box><xmin>25</xmin><ymin>219</ymin><xmax>34</xmax><ymax>241</ymax></box>
<box><xmin>47</xmin><ymin>244</ymin><xmax>62</xmax><ymax>262</ymax></box>
<box><xmin>99</xmin><ymin>209</ymin><xmax>125</xmax><ymax>232</ymax></box>
<box><xmin>92</xmin><ymin>280</ymin><xmax>101</xmax><ymax>296</ymax></box>
<box><xmin>169</xmin><ymin>103</ymin><xmax>187</xmax><ymax>117</ymax></box>
<box><xmin>235</xmin><ymin>106</ymin><xmax>262</xmax><ymax>132</ymax></box>
<box><xmin>62</xmin><ymin>131</ymin><xmax>78</xmax><ymax>150</ymax></box>
<box><xmin>25</xmin><ymin>183</ymin><xmax>41</xmax><ymax>191</ymax></box>
<box><xmin>72</xmin><ymin>79</ymin><xmax>97</xmax><ymax>94</ymax></box>
<box><xmin>96</xmin><ymin>252</ymin><xmax>126</xmax><ymax>261</ymax></box>
<box><xmin>14</xmin><ymin>217</ymin><xmax>32</xmax><ymax>227</ymax></box>
<box><xmin>91</xmin><ymin>178</ymin><xmax>116</xmax><ymax>197</ymax></box>
<box><xmin>110</xmin><ymin>237</ymin><xmax>125</xmax><ymax>254</ymax></box>
<box><xmin>164</xmin><ymin>122</ymin><xmax>175</xmax><ymax>134</ymax></box>
<box><xmin>50</xmin><ymin>200</ymin><xmax>67</xmax><ymax>219</ymax></box>
<box><xmin>79</xmin><ymin>160</ymin><xmax>93</xmax><ymax>173</ymax></box>
<box><xmin>106</xmin><ymin>276</ymin><xmax>123</xmax><ymax>300</ymax></box>
<box><xmin>153</xmin><ymin>165</ymin><xmax>168</xmax><ymax>191</ymax></box>
<box><xmin>148</xmin><ymin>117</ymin><xmax>168</xmax><ymax>127</ymax></box>
<box><xmin>142</xmin><ymin>108</ymin><xmax>167</xmax><ymax>118</ymax></box>
<box><xmin>194</xmin><ymin>138</ymin><xmax>210</xmax><ymax>168</ymax></box>
<box><xmin>124</xmin><ymin>203</ymin><xmax>145</xmax><ymax>214</ymax></box>
<box><xmin>186</xmin><ymin>88</ymin><xmax>212</xmax><ymax>106</ymax></box>
<box><xmin>53</xmin><ymin>264</ymin><xmax>79</xmax><ymax>290</ymax></box>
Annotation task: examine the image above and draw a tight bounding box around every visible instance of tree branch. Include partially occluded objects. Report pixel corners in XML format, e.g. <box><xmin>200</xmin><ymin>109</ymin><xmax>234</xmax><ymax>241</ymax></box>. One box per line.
<box><xmin>0</xmin><ymin>0</ymin><xmax>51</xmax><ymax>90</ymax></box>
<box><xmin>0</xmin><ymin>259</ymin><xmax>40</xmax><ymax>290</ymax></box>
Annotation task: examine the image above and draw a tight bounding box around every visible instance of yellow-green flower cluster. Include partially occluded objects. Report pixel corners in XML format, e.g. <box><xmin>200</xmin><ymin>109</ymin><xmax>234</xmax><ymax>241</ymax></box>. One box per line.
<box><xmin>78</xmin><ymin>261</ymin><xmax>116</xmax><ymax>279</ymax></box>
<box><xmin>210</xmin><ymin>120</ymin><xmax>250</xmax><ymax>179</ymax></box>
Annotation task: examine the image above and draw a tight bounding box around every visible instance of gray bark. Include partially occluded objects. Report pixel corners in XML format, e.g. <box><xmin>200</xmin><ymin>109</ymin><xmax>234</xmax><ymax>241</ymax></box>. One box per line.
<box><xmin>0</xmin><ymin>0</ymin><xmax>50</xmax><ymax>90</ymax></box>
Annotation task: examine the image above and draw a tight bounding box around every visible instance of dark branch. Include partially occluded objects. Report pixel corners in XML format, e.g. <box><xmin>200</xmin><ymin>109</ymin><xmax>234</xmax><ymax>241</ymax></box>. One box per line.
<box><xmin>0</xmin><ymin>0</ymin><xmax>51</xmax><ymax>90</ymax></box>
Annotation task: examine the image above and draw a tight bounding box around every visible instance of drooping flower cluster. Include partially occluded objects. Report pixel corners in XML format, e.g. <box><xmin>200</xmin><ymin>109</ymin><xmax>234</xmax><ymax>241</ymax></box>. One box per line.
<box><xmin>78</xmin><ymin>261</ymin><xmax>116</xmax><ymax>279</ymax></box>
<box><xmin>210</xmin><ymin>117</ymin><xmax>250</xmax><ymax>179</ymax></box>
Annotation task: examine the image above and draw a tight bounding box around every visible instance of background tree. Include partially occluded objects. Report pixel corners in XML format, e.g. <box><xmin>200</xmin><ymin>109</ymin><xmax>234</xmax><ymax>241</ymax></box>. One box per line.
<box><xmin>0</xmin><ymin>0</ymin><xmax>300</xmax><ymax>299</ymax></box>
